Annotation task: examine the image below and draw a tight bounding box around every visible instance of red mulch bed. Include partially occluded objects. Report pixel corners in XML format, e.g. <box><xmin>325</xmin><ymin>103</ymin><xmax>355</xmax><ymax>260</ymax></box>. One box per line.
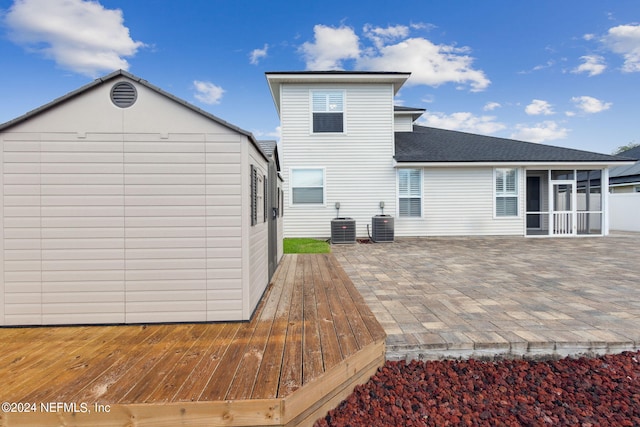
<box><xmin>315</xmin><ymin>351</ymin><xmax>640</xmax><ymax>426</ymax></box>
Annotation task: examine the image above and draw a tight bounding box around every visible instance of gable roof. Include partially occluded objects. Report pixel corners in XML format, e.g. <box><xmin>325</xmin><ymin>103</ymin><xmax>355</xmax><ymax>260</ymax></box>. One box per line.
<box><xmin>395</xmin><ymin>125</ymin><xmax>633</xmax><ymax>165</ymax></box>
<box><xmin>0</xmin><ymin>70</ymin><xmax>269</xmax><ymax>162</ymax></box>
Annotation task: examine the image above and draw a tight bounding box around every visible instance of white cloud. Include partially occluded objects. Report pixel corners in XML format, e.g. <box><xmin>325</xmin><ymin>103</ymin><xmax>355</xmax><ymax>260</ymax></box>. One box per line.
<box><xmin>483</xmin><ymin>102</ymin><xmax>501</xmax><ymax>111</ymax></box>
<box><xmin>4</xmin><ymin>0</ymin><xmax>145</xmax><ymax>77</ymax></box>
<box><xmin>583</xmin><ymin>33</ymin><xmax>596</xmax><ymax>41</ymax></box>
<box><xmin>510</xmin><ymin>121</ymin><xmax>569</xmax><ymax>143</ymax></box>
<box><xmin>571</xmin><ymin>95</ymin><xmax>612</xmax><ymax>113</ymax></box>
<box><xmin>193</xmin><ymin>80</ymin><xmax>224</xmax><ymax>105</ymax></box>
<box><xmin>601</xmin><ymin>24</ymin><xmax>640</xmax><ymax>72</ymax></box>
<box><xmin>299</xmin><ymin>24</ymin><xmax>490</xmax><ymax>91</ymax></box>
<box><xmin>358</xmin><ymin>36</ymin><xmax>490</xmax><ymax>91</ymax></box>
<box><xmin>519</xmin><ymin>60</ymin><xmax>554</xmax><ymax>74</ymax></box>
<box><xmin>571</xmin><ymin>55</ymin><xmax>607</xmax><ymax>76</ymax></box>
<box><xmin>525</xmin><ymin>99</ymin><xmax>555</xmax><ymax>116</ymax></box>
<box><xmin>299</xmin><ymin>25</ymin><xmax>360</xmax><ymax>70</ymax></box>
<box><xmin>363</xmin><ymin>23</ymin><xmax>409</xmax><ymax>48</ymax></box>
<box><xmin>418</xmin><ymin>111</ymin><xmax>506</xmax><ymax>135</ymax></box>
<box><xmin>249</xmin><ymin>44</ymin><xmax>268</xmax><ymax>65</ymax></box>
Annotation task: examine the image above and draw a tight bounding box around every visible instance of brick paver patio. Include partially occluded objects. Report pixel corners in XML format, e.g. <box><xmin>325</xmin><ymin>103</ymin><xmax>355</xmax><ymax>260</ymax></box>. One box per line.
<box><xmin>333</xmin><ymin>233</ymin><xmax>640</xmax><ymax>360</ymax></box>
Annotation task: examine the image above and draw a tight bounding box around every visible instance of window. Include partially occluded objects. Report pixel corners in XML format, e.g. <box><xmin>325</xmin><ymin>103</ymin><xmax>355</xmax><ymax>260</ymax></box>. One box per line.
<box><xmin>495</xmin><ymin>168</ymin><xmax>519</xmax><ymax>217</ymax></box>
<box><xmin>398</xmin><ymin>169</ymin><xmax>421</xmax><ymax>217</ymax></box>
<box><xmin>291</xmin><ymin>168</ymin><xmax>324</xmax><ymax>205</ymax></box>
<box><xmin>312</xmin><ymin>91</ymin><xmax>344</xmax><ymax>133</ymax></box>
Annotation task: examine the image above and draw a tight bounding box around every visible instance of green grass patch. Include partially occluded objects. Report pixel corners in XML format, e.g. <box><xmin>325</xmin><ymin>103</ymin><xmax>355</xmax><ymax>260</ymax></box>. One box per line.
<box><xmin>284</xmin><ymin>238</ymin><xmax>331</xmax><ymax>254</ymax></box>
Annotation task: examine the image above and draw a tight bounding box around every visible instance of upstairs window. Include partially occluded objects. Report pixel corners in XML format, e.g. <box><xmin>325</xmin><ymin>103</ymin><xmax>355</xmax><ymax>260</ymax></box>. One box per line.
<box><xmin>495</xmin><ymin>168</ymin><xmax>519</xmax><ymax>217</ymax></box>
<box><xmin>312</xmin><ymin>91</ymin><xmax>344</xmax><ymax>133</ymax></box>
<box><xmin>398</xmin><ymin>169</ymin><xmax>422</xmax><ymax>217</ymax></box>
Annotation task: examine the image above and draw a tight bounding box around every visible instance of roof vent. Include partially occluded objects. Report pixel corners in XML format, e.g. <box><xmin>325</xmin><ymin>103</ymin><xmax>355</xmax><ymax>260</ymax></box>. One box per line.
<box><xmin>110</xmin><ymin>82</ymin><xmax>137</xmax><ymax>108</ymax></box>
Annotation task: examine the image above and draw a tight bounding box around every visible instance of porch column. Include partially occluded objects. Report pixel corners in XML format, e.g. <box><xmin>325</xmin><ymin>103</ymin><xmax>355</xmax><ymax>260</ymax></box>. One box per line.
<box><xmin>602</xmin><ymin>167</ymin><xmax>610</xmax><ymax>236</ymax></box>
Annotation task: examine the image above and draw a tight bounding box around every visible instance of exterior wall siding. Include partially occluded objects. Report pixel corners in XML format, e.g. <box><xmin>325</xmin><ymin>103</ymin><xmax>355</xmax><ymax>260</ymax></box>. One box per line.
<box><xmin>281</xmin><ymin>83</ymin><xmax>396</xmax><ymax>238</ymax></box>
<box><xmin>247</xmin><ymin>144</ymin><xmax>269</xmax><ymax>315</ymax></box>
<box><xmin>395</xmin><ymin>167</ymin><xmax>525</xmax><ymax>237</ymax></box>
<box><xmin>0</xmin><ymin>76</ymin><xmax>270</xmax><ymax>325</ymax></box>
<box><xmin>394</xmin><ymin>115</ymin><xmax>414</xmax><ymax>132</ymax></box>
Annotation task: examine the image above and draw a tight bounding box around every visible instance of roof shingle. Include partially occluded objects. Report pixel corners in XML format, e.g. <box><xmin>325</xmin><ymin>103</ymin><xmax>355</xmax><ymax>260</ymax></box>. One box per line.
<box><xmin>395</xmin><ymin>125</ymin><xmax>632</xmax><ymax>163</ymax></box>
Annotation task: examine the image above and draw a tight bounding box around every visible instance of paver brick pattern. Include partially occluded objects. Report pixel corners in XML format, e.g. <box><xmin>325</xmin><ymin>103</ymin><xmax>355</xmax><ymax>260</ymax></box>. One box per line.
<box><xmin>332</xmin><ymin>234</ymin><xmax>640</xmax><ymax>360</ymax></box>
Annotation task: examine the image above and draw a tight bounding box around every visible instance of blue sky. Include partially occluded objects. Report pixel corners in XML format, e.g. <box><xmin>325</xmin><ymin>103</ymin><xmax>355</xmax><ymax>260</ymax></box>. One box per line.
<box><xmin>1</xmin><ymin>0</ymin><xmax>639</xmax><ymax>154</ymax></box>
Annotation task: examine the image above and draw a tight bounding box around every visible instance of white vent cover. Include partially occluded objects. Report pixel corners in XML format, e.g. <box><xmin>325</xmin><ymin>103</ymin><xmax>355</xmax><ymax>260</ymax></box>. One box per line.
<box><xmin>110</xmin><ymin>82</ymin><xmax>137</xmax><ymax>108</ymax></box>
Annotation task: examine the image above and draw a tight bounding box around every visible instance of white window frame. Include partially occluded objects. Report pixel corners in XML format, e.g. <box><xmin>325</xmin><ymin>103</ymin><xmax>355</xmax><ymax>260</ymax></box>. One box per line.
<box><xmin>397</xmin><ymin>168</ymin><xmax>423</xmax><ymax>218</ymax></box>
<box><xmin>310</xmin><ymin>90</ymin><xmax>346</xmax><ymax>134</ymax></box>
<box><xmin>494</xmin><ymin>168</ymin><xmax>520</xmax><ymax>218</ymax></box>
<box><xmin>290</xmin><ymin>167</ymin><xmax>325</xmax><ymax>207</ymax></box>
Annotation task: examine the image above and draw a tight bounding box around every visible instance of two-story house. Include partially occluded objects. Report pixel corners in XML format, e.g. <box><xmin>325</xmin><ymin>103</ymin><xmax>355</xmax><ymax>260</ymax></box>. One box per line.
<box><xmin>266</xmin><ymin>71</ymin><xmax>632</xmax><ymax>239</ymax></box>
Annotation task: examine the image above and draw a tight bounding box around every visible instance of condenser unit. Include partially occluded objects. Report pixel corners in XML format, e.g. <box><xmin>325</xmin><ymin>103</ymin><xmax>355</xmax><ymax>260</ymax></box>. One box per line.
<box><xmin>331</xmin><ymin>218</ymin><xmax>356</xmax><ymax>244</ymax></box>
<box><xmin>372</xmin><ymin>215</ymin><xmax>394</xmax><ymax>242</ymax></box>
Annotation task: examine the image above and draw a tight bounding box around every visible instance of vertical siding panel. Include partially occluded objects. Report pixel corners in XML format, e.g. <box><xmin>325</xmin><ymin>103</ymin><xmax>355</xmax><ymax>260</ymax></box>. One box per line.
<box><xmin>124</xmin><ymin>133</ymin><xmax>207</xmax><ymax>323</ymax></box>
<box><xmin>206</xmin><ymin>133</ymin><xmax>244</xmax><ymax>321</ymax></box>
<box><xmin>39</xmin><ymin>133</ymin><xmax>125</xmax><ymax>324</ymax></box>
<box><xmin>2</xmin><ymin>135</ymin><xmax>41</xmax><ymax>325</ymax></box>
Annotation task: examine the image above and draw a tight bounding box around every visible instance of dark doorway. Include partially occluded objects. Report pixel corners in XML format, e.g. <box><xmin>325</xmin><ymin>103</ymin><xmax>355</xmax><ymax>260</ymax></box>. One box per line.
<box><xmin>526</xmin><ymin>176</ymin><xmax>541</xmax><ymax>228</ymax></box>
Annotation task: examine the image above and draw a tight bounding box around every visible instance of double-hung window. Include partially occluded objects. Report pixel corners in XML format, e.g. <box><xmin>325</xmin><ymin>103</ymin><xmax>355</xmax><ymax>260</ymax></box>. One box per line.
<box><xmin>312</xmin><ymin>91</ymin><xmax>344</xmax><ymax>133</ymax></box>
<box><xmin>291</xmin><ymin>168</ymin><xmax>324</xmax><ymax>205</ymax></box>
<box><xmin>495</xmin><ymin>168</ymin><xmax>519</xmax><ymax>217</ymax></box>
<box><xmin>398</xmin><ymin>169</ymin><xmax>422</xmax><ymax>217</ymax></box>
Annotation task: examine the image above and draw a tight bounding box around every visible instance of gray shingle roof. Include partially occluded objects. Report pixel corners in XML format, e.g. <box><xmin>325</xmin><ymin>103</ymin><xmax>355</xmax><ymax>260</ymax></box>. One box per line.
<box><xmin>395</xmin><ymin>125</ymin><xmax>632</xmax><ymax>164</ymax></box>
<box><xmin>257</xmin><ymin>140</ymin><xmax>277</xmax><ymax>157</ymax></box>
<box><xmin>610</xmin><ymin>145</ymin><xmax>640</xmax><ymax>182</ymax></box>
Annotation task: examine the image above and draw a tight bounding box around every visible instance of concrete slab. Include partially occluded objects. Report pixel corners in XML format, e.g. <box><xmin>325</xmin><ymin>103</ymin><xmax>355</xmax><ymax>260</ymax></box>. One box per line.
<box><xmin>333</xmin><ymin>233</ymin><xmax>640</xmax><ymax>361</ymax></box>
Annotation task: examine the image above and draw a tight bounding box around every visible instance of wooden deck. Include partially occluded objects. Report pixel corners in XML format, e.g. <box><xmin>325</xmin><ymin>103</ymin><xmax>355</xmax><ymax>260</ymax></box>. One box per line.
<box><xmin>0</xmin><ymin>254</ymin><xmax>386</xmax><ymax>427</ymax></box>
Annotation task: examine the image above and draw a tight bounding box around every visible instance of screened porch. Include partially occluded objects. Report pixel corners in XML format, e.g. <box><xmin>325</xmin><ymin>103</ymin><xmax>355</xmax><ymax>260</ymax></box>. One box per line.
<box><xmin>525</xmin><ymin>169</ymin><xmax>605</xmax><ymax>237</ymax></box>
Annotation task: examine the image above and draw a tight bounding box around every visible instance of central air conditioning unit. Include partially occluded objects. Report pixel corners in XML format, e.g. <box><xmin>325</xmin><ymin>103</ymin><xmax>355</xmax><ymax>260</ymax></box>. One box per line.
<box><xmin>372</xmin><ymin>215</ymin><xmax>394</xmax><ymax>242</ymax></box>
<box><xmin>331</xmin><ymin>217</ymin><xmax>356</xmax><ymax>244</ymax></box>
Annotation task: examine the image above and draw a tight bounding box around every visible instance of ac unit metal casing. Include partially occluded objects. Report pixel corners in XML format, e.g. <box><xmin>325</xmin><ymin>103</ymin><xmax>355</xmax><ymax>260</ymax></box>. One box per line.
<box><xmin>372</xmin><ymin>215</ymin><xmax>394</xmax><ymax>242</ymax></box>
<box><xmin>331</xmin><ymin>218</ymin><xmax>356</xmax><ymax>244</ymax></box>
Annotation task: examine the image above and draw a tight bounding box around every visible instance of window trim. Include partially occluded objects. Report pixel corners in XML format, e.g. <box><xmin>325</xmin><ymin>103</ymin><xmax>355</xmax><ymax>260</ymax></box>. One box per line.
<box><xmin>397</xmin><ymin>168</ymin><xmax>423</xmax><ymax>218</ymax></box>
<box><xmin>290</xmin><ymin>167</ymin><xmax>326</xmax><ymax>207</ymax></box>
<box><xmin>310</xmin><ymin>90</ymin><xmax>346</xmax><ymax>134</ymax></box>
<box><xmin>494</xmin><ymin>167</ymin><xmax>520</xmax><ymax>219</ymax></box>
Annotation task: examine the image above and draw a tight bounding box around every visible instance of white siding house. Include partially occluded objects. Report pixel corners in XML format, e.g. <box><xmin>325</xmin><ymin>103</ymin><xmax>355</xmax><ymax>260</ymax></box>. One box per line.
<box><xmin>267</xmin><ymin>72</ymin><xmax>409</xmax><ymax>238</ymax></box>
<box><xmin>0</xmin><ymin>70</ymin><xmax>281</xmax><ymax>326</ymax></box>
<box><xmin>266</xmin><ymin>71</ymin><xmax>632</xmax><ymax>240</ymax></box>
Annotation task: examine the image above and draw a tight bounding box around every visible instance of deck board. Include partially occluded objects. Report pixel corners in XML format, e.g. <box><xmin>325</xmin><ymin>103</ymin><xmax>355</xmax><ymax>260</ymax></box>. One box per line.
<box><xmin>0</xmin><ymin>254</ymin><xmax>386</xmax><ymax>427</ymax></box>
<box><xmin>251</xmin><ymin>255</ymin><xmax>294</xmax><ymax>400</ymax></box>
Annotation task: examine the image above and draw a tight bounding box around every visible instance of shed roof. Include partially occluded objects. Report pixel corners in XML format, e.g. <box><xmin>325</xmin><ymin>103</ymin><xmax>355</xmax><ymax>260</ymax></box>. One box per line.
<box><xmin>395</xmin><ymin>125</ymin><xmax>633</xmax><ymax>165</ymax></box>
<box><xmin>0</xmin><ymin>70</ymin><xmax>269</xmax><ymax>162</ymax></box>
